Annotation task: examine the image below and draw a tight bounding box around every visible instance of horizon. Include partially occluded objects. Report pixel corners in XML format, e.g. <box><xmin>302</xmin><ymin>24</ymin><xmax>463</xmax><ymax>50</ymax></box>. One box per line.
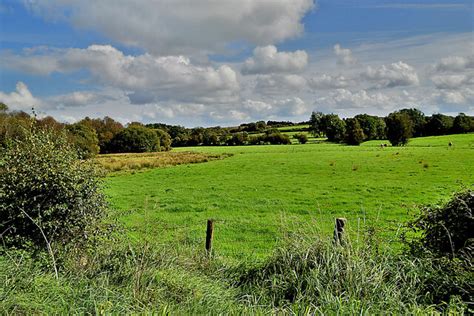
<box><xmin>1</xmin><ymin>0</ymin><xmax>473</xmax><ymax>127</ymax></box>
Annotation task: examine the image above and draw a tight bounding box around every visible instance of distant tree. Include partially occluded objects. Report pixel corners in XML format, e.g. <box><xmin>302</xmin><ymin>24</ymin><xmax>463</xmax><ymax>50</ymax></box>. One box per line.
<box><xmin>399</xmin><ymin>108</ymin><xmax>426</xmax><ymax>137</ymax></box>
<box><xmin>309</xmin><ymin>111</ymin><xmax>324</xmax><ymax>136</ymax></box>
<box><xmin>226</xmin><ymin>132</ymin><xmax>248</xmax><ymax>146</ymax></box>
<box><xmin>265</xmin><ymin>132</ymin><xmax>291</xmax><ymax>145</ymax></box>
<box><xmin>154</xmin><ymin>128</ymin><xmax>172</xmax><ymax>151</ymax></box>
<box><xmin>109</xmin><ymin>125</ymin><xmax>160</xmax><ymax>153</ymax></box>
<box><xmin>37</xmin><ymin>116</ymin><xmax>64</xmax><ymax>133</ymax></box>
<box><xmin>321</xmin><ymin>114</ymin><xmax>346</xmax><ymax>142</ymax></box>
<box><xmin>425</xmin><ymin>114</ymin><xmax>454</xmax><ymax>136</ymax></box>
<box><xmin>354</xmin><ymin>114</ymin><xmax>384</xmax><ymax>140</ymax></box>
<box><xmin>256</xmin><ymin>120</ymin><xmax>267</xmax><ymax>131</ymax></box>
<box><xmin>344</xmin><ymin>118</ymin><xmax>366</xmax><ymax>145</ymax></box>
<box><xmin>385</xmin><ymin>111</ymin><xmax>413</xmax><ymax>146</ymax></box>
<box><xmin>293</xmin><ymin>133</ymin><xmax>308</xmax><ymax>144</ymax></box>
<box><xmin>452</xmin><ymin>113</ymin><xmax>473</xmax><ymax>134</ymax></box>
<box><xmin>79</xmin><ymin>116</ymin><xmax>124</xmax><ymax>153</ymax></box>
<box><xmin>67</xmin><ymin>123</ymin><xmax>100</xmax><ymax>158</ymax></box>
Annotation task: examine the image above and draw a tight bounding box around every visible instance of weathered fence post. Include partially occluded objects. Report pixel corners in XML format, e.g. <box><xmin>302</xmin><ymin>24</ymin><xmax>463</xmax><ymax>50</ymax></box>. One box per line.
<box><xmin>205</xmin><ymin>219</ymin><xmax>214</xmax><ymax>255</ymax></box>
<box><xmin>334</xmin><ymin>217</ymin><xmax>346</xmax><ymax>245</ymax></box>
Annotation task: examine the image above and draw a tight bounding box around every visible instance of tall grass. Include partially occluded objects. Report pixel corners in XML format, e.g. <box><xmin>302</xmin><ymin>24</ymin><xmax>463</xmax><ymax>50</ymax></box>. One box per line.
<box><xmin>1</xmin><ymin>231</ymin><xmax>468</xmax><ymax>314</ymax></box>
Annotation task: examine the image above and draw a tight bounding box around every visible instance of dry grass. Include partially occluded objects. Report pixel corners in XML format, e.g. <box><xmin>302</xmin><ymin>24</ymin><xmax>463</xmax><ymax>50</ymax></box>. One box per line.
<box><xmin>95</xmin><ymin>151</ymin><xmax>231</xmax><ymax>173</ymax></box>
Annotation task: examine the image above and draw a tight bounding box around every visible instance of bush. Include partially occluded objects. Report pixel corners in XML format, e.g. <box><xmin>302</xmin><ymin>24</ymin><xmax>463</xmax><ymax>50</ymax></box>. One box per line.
<box><xmin>293</xmin><ymin>133</ymin><xmax>308</xmax><ymax>144</ymax></box>
<box><xmin>67</xmin><ymin>122</ymin><xmax>100</xmax><ymax>158</ymax></box>
<box><xmin>0</xmin><ymin>127</ymin><xmax>107</xmax><ymax>249</ymax></box>
<box><xmin>404</xmin><ymin>190</ymin><xmax>473</xmax><ymax>304</ymax></box>
<box><xmin>407</xmin><ymin>190</ymin><xmax>473</xmax><ymax>258</ymax></box>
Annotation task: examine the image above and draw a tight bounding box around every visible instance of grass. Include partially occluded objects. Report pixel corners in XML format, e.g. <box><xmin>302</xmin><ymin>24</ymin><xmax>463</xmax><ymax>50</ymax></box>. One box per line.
<box><xmin>105</xmin><ymin>133</ymin><xmax>474</xmax><ymax>258</ymax></box>
<box><xmin>95</xmin><ymin>151</ymin><xmax>231</xmax><ymax>173</ymax></box>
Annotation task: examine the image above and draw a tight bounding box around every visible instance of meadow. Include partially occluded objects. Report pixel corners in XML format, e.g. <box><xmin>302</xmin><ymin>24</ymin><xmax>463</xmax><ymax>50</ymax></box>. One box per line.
<box><xmin>105</xmin><ymin>133</ymin><xmax>474</xmax><ymax>258</ymax></box>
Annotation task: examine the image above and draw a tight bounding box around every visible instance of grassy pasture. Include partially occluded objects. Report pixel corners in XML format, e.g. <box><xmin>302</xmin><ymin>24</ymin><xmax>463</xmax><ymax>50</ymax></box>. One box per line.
<box><xmin>105</xmin><ymin>133</ymin><xmax>474</xmax><ymax>259</ymax></box>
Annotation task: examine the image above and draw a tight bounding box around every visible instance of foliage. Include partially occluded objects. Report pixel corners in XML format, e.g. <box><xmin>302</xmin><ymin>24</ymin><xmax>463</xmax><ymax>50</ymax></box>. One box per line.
<box><xmin>385</xmin><ymin>111</ymin><xmax>413</xmax><ymax>146</ymax></box>
<box><xmin>109</xmin><ymin>125</ymin><xmax>160</xmax><ymax>153</ymax></box>
<box><xmin>406</xmin><ymin>190</ymin><xmax>473</xmax><ymax>258</ymax></box>
<box><xmin>79</xmin><ymin>116</ymin><xmax>124</xmax><ymax>153</ymax></box>
<box><xmin>0</xmin><ymin>127</ymin><xmax>107</xmax><ymax>249</ymax></box>
<box><xmin>425</xmin><ymin>114</ymin><xmax>454</xmax><ymax>136</ymax></box>
<box><xmin>154</xmin><ymin>128</ymin><xmax>172</xmax><ymax>151</ymax></box>
<box><xmin>67</xmin><ymin>122</ymin><xmax>100</xmax><ymax>158</ymax></box>
<box><xmin>293</xmin><ymin>133</ymin><xmax>308</xmax><ymax>144</ymax></box>
<box><xmin>309</xmin><ymin>111</ymin><xmax>324</xmax><ymax>136</ymax></box>
<box><xmin>344</xmin><ymin>118</ymin><xmax>365</xmax><ymax>145</ymax></box>
<box><xmin>399</xmin><ymin>108</ymin><xmax>426</xmax><ymax>137</ymax></box>
<box><xmin>354</xmin><ymin>114</ymin><xmax>386</xmax><ymax>140</ymax></box>
<box><xmin>452</xmin><ymin>113</ymin><xmax>473</xmax><ymax>134</ymax></box>
<box><xmin>321</xmin><ymin>114</ymin><xmax>346</xmax><ymax>142</ymax></box>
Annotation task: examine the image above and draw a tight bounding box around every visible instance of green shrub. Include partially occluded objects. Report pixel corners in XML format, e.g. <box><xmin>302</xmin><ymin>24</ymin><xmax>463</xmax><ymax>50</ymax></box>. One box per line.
<box><xmin>0</xmin><ymin>127</ymin><xmax>107</xmax><ymax>249</ymax></box>
<box><xmin>293</xmin><ymin>133</ymin><xmax>308</xmax><ymax>144</ymax></box>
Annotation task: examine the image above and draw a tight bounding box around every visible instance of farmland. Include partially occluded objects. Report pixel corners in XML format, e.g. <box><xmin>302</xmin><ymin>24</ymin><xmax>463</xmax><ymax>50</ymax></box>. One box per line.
<box><xmin>105</xmin><ymin>133</ymin><xmax>474</xmax><ymax>258</ymax></box>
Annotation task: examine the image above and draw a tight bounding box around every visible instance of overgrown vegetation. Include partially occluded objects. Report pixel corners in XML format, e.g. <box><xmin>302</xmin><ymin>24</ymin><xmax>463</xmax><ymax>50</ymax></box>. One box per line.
<box><xmin>95</xmin><ymin>151</ymin><xmax>232</xmax><ymax>172</ymax></box>
<box><xmin>0</xmin><ymin>125</ymin><xmax>107</xmax><ymax>250</ymax></box>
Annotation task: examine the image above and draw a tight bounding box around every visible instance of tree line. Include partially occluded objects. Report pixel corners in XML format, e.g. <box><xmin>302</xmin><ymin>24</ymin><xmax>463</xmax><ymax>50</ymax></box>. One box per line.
<box><xmin>309</xmin><ymin>109</ymin><xmax>474</xmax><ymax>146</ymax></box>
<box><xmin>1</xmin><ymin>102</ymin><xmax>473</xmax><ymax>157</ymax></box>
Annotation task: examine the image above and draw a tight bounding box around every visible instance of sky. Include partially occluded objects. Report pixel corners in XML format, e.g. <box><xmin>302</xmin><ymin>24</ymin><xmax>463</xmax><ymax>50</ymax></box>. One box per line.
<box><xmin>0</xmin><ymin>0</ymin><xmax>473</xmax><ymax>127</ymax></box>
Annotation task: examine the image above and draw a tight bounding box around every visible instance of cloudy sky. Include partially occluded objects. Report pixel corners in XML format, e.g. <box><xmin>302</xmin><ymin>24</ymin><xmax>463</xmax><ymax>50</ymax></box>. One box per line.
<box><xmin>0</xmin><ymin>0</ymin><xmax>473</xmax><ymax>126</ymax></box>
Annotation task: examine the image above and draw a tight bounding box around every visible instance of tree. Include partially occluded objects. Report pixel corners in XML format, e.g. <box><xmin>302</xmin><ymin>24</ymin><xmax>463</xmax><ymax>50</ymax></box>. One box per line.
<box><xmin>354</xmin><ymin>114</ymin><xmax>385</xmax><ymax>140</ymax></box>
<box><xmin>309</xmin><ymin>111</ymin><xmax>324</xmax><ymax>137</ymax></box>
<box><xmin>344</xmin><ymin>118</ymin><xmax>365</xmax><ymax>145</ymax></box>
<box><xmin>0</xmin><ymin>127</ymin><xmax>107</xmax><ymax>249</ymax></box>
<box><xmin>154</xmin><ymin>128</ymin><xmax>172</xmax><ymax>151</ymax></box>
<box><xmin>67</xmin><ymin>123</ymin><xmax>100</xmax><ymax>159</ymax></box>
<box><xmin>385</xmin><ymin>111</ymin><xmax>413</xmax><ymax>146</ymax></box>
<box><xmin>452</xmin><ymin>113</ymin><xmax>473</xmax><ymax>134</ymax></box>
<box><xmin>425</xmin><ymin>114</ymin><xmax>454</xmax><ymax>136</ymax></box>
<box><xmin>399</xmin><ymin>108</ymin><xmax>426</xmax><ymax>137</ymax></box>
<box><xmin>293</xmin><ymin>133</ymin><xmax>308</xmax><ymax>144</ymax></box>
<box><xmin>109</xmin><ymin>125</ymin><xmax>160</xmax><ymax>153</ymax></box>
<box><xmin>321</xmin><ymin>114</ymin><xmax>346</xmax><ymax>142</ymax></box>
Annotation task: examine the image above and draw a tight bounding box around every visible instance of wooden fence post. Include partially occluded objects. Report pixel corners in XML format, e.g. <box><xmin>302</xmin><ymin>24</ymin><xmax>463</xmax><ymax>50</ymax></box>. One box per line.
<box><xmin>334</xmin><ymin>217</ymin><xmax>346</xmax><ymax>245</ymax></box>
<box><xmin>205</xmin><ymin>219</ymin><xmax>214</xmax><ymax>254</ymax></box>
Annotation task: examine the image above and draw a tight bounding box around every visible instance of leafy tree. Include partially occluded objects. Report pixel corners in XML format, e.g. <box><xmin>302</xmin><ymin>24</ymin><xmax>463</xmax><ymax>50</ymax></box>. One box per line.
<box><xmin>155</xmin><ymin>128</ymin><xmax>172</xmax><ymax>151</ymax></box>
<box><xmin>425</xmin><ymin>114</ymin><xmax>454</xmax><ymax>136</ymax></box>
<box><xmin>0</xmin><ymin>102</ymin><xmax>7</xmax><ymax>112</ymax></box>
<box><xmin>321</xmin><ymin>114</ymin><xmax>346</xmax><ymax>142</ymax></box>
<box><xmin>399</xmin><ymin>108</ymin><xmax>426</xmax><ymax>137</ymax></box>
<box><xmin>67</xmin><ymin>123</ymin><xmax>100</xmax><ymax>158</ymax></box>
<box><xmin>109</xmin><ymin>125</ymin><xmax>160</xmax><ymax>153</ymax></box>
<box><xmin>385</xmin><ymin>111</ymin><xmax>413</xmax><ymax>146</ymax></box>
<box><xmin>0</xmin><ymin>127</ymin><xmax>107</xmax><ymax>249</ymax></box>
<box><xmin>293</xmin><ymin>133</ymin><xmax>308</xmax><ymax>144</ymax></box>
<box><xmin>452</xmin><ymin>113</ymin><xmax>473</xmax><ymax>134</ymax></box>
<box><xmin>344</xmin><ymin>118</ymin><xmax>365</xmax><ymax>145</ymax></box>
<box><xmin>354</xmin><ymin>114</ymin><xmax>385</xmax><ymax>140</ymax></box>
<box><xmin>309</xmin><ymin>111</ymin><xmax>324</xmax><ymax>137</ymax></box>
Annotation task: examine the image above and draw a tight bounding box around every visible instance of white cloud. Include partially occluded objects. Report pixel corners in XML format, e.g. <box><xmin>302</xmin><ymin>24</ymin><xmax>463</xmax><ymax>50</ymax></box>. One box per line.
<box><xmin>3</xmin><ymin>45</ymin><xmax>240</xmax><ymax>105</ymax></box>
<box><xmin>0</xmin><ymin>82</ymin><xmax>40</xmax><ymax>111</ymax></box>
<box><xmin>308</xmin><ymin>74</ymin><xmax>352</xmax><ymax>89</ymax></box>
<box><xmin>24</xmin><ymin>0</ymin><xmax>314</xmax><ymax>55</ymax></box>
<box><xmin>334</xmin><ymin>44</ymin><xmax>357</xmax><ymax>66</ymax></box>
<box><xmin>431</xmin><ymin>74</ymin><xmax>474</xmax><ymax>89</ymax></box>
<box><xmin>362</xmin><ymin>61</ymin><xmax>419</xmax><ymax>88</ymax></box>
<box><xmin>241</xmin><ymin>45</ymin><xmax>308</xmax><ymax>75</ymax></box>
<box><xmin>433</xmin><ymin>55</ymin><xmax>474</xmax><ymax>72</ymax></box>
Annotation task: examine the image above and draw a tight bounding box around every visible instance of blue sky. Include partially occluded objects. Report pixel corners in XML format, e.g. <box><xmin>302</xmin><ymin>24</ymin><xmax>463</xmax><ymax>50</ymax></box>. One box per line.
<box><xmin>0</xmin><ymin>0</ymin><xmax>473</xmax><ymax>126</ymax></box>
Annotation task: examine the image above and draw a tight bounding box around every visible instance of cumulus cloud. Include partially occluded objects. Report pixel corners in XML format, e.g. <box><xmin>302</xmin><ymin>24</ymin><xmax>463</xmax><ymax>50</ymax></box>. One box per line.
<box><xmin>308</xmin><ymin>74</ymin><xmax>352</xmax><ymax>89</ymax></box>
<box><xmin>0</xmin><ymin>82</ymin><xmax>40</xmax><ymax>111</ymax></box>
<box><xmin>362</xmin><ymin>61</ymin><xmax>419</xmax><ymax>88</ymax></box>
<box><xmin>3</xmin><ymin>45</ymin><xmax>240</xmax><ymax>105</ymax></box>
<box><xmin>241</xmin><ymin>45</ymin><xmax>308</xmax><ymax>75</ymax></box>
<box><xmin>334</xmin><ymin>44</ymin><xmax>357</xmax><ymax>66</ymax></box>
<box><xmin>431</xmin><ymin>74</ymin><xmax>474</xmax><ymax>90</ymax></box>
<box><xmin>24</xmin><ymin>0</ymin><xmax>314</xmax><ymax>55</ymax></box>
<box><xmin>433</xmin><ymin>55</ymin><xmax>474</xmax><ymax>72</ymax></box>
<box><xmin>241</xmin><ymin>97</ymin><xmax>308</xmax><ymax>118</ymax></box>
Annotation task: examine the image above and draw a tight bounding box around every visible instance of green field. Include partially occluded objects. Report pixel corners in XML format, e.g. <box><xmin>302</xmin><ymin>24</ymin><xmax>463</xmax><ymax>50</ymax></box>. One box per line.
<box><xmin>105</xmin><ymin>134</ymin><xmax>474</xmax><ymax>258</ymax></box>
